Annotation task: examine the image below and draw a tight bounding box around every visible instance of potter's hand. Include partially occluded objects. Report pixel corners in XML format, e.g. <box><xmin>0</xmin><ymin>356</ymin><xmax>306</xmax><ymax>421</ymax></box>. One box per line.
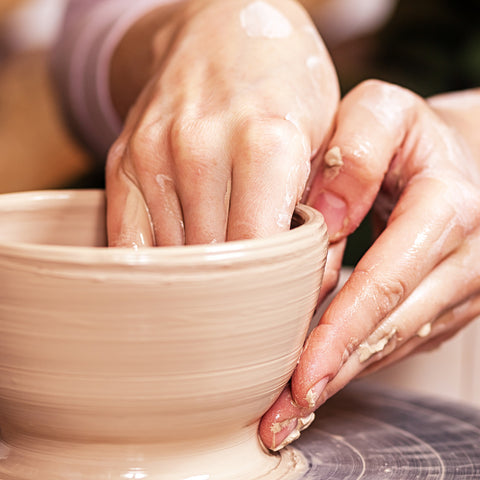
<box><xmin>259</xmin><ymin>81</ymin><xmax>480</xmax><ymax>450</ymax></box>
<box><xmin>105</xmin><ymin>0</ymin><xmax>338</xmax><ymax>246</ymax></box>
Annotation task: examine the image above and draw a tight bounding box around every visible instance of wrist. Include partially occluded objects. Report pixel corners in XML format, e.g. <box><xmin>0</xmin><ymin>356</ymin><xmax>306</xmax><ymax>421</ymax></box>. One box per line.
<box><xmin>110</xmin><ymin>0</ymin><xmax>186</xmax><ymax>119</ymax></box>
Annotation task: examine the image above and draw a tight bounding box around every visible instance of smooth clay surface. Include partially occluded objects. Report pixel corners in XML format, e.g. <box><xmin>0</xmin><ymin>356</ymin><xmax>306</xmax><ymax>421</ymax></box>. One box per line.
<box><xmin>0</xmin><ymin>189</ymin><xmax>328</xmax><ymax>480</ymax></box>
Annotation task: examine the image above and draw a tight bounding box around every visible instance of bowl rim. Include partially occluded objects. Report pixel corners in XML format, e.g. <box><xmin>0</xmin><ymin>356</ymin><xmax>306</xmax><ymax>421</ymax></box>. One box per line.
<box><xmin>0</xmin><ymin>189</ymin><xmax>327</xmax><ymax>266</ymax></box>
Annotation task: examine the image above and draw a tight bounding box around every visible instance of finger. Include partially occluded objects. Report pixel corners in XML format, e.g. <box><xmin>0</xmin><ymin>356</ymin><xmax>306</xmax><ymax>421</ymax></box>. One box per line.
<box><xmin>140</xmin><ymin>168</ymin><xmax>185</xmax><ymax>246</ymax></box>
<box><xmin>358</xmin><ymin>228</ymin><xmax>480</xmax><ymax>376</ymax></box>
<box><xmin>227</xmin><ymin>118</ymin><xmax>310</xmax><ymax>240</ymax></box>
<box><xmin>360</xmin><ymin>293</ymin><xmax>480</xmax><ymax>378</ymax></box>
<box><xmin>105</xmin><ymin>172</ymin><xmax>155</xmax><ymax>248</ymax></box>
<box><xmin>317</xmin><ymin>239</ymin><xmax>346</xmax><ymax>304</ymax></box>
<box><xmin>105</xmin><ymin>140</ymin><xmax>155</xmax><ymax>247</ymax></box>
<box><xmin>355</xmin><ymin>292</ymin><xmax>480</xmax><ymax>379</ymax></box>
<box><xmin>412</xmin><ymin>295</ymin><xmax>480</xmax><ymax>354</ymax></box>
<box><xmin>258</xmin><ymin>243</ymin><xmax>346</xmax><ymax>452</ymax></box>
<box><xmin>306</xmin><ymin>80</ymin><xmax>417</xmax><ymax>242</ymax></box>
<box><xmin>358</xmin><ymin>227</ymin><xmax>480</xmax><ymax>364</ymax></box>
<box><xmin>170</xmin><ymin>118</ymin><xmax>231</xmax><ymax>244</ymax></box>
<box><xmin>106</xmin><ymin>79</ymin><xmax>189</xmax><ymax>246</ymax></box>
<box><xmin>110</xmin><ymin>124</ymin><xmax>187</xmax><ymax>246</ymax></box>
<box><xmin>294</xmin><ymin>220</ymin><xmax>480</xmax><ymax>409</ymax></box>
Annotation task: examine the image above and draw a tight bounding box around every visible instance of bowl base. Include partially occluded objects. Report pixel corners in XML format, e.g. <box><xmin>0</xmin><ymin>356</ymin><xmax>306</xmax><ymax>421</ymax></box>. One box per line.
<box><xmin>0</xmin><ymin>430</ymin><xmax>308</xmax><ymax>480</ymax></box>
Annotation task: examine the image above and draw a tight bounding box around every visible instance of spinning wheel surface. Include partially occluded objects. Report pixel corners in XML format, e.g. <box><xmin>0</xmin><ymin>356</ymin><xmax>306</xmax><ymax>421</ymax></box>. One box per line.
<box><xmin>294</xmin><ymin>382</ymin><xmax>480</xmax><ymax>479</ymax></box>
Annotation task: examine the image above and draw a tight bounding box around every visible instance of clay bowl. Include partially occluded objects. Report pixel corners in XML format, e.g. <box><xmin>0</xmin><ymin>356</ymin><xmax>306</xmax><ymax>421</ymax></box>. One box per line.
<box><xmin>0</xmin><ymin>189</ymin><xmax>328</xmax><ymax>480</ymax></box>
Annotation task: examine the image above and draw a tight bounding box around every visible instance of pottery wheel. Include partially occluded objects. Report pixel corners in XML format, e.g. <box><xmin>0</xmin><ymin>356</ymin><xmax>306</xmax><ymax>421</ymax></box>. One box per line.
<box><xmin>291</xmin><ymin>381</ymin><xmax>480</xmax><ymax>479</ymax></box>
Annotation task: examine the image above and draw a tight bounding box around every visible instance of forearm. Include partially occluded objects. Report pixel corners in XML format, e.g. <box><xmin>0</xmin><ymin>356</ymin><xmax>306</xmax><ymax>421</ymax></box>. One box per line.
<box><xmin>428</xmin><ymin>88</ymin><xmax>480</xmax><ymax>167</ymax></box>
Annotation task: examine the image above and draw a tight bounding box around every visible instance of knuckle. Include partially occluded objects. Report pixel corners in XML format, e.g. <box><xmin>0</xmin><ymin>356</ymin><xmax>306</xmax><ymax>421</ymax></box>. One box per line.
<box><xmin>107</xmin><ymin>138</ymin><xmax>126</xmax><ymax>163</ymax></box>
<box><xmin>169</xmin><ymin>115</ymin><xmax>197</xmax><ymax>150</ymax></box>
<box><xmin>169</xmin><ymin>114</ymin><xmax>216</xmax><ymax>166</ymax></box>
<box><xmin>349</xmin><ymin>268</ymin><xmax>407</xmax><ymax>316</ymax></box>
<box><xmin>106</xmin><ymin>138</ymin><xmax>126</xmax><ymax>176</ymax></box>
<box><xmin>373</xmin><ymin>277</ymin><xmax>407</xmax><ymax>314</ymax></box>
<box><xmin>169</xmin><ymin>115</ymin><xmax>219</xmax><ymax>173</ymax></box>
<box><xmin>126</xmin><ymin>124</ymin><xmax>161</xmax><ymax>166</ymax></box>
<box><xmin>105</xmin><ymin>138</ymin><xmax>138</xmax><ymax>186</ymax></box>
<box><xmin>170</xmin><ymin>115</ymin><xmax>209</xmax><ymax>155</ymax></box>
<box><xmin>239</xmin><ymin>117</ymin><xmax>303</xmax><ymax>160</ymax></box>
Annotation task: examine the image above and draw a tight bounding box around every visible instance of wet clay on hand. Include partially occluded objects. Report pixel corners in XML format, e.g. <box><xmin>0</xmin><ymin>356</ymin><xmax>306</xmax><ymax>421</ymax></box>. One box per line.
<box><xmin>0</xmin><ymin>189</ymin><xmax>328</xmax><ymax>480</ymax></box>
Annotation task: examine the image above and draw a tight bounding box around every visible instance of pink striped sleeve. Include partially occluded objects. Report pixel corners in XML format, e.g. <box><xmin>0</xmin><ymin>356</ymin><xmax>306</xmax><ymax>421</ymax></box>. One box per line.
<box><xmin>51</xmin><ymin>0</ymin><xmax>177</xmax><ymax>159</ymax></box>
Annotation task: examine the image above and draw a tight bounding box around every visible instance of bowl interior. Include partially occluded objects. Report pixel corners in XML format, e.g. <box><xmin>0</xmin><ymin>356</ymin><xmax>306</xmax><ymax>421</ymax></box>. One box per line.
<box><xmin>0</xmin><ymin>189</ymin><xmax>308</xmax><ymax>249</ymax></box>
<box><xmin>0</xmin><ymin>190</ymin><xmax>107</xmax><ymax>247</ymax></box>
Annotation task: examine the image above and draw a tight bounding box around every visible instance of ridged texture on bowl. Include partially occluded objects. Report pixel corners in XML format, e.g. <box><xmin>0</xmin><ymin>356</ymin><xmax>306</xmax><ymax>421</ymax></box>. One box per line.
<box><xmin>0</xmin><ymin>189</ymin><xmax>327</xmax><ymax>479</ymax></box>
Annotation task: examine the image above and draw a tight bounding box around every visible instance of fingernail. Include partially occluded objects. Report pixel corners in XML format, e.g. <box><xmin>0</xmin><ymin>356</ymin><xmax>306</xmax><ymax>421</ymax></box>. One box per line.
<box><xmin>270</xmin><ymin>413</ymin><xmax>316</xmax><ymax>452</ymax></box>
<box><xmin>305</xmin><ymin>376</ymin><xmax>329</xmax><ymax>409</ymax></box>
<box><xmin>310</xmin><ymin>191</ymin><xmax>347</xmax><ymax>238</ymax></box>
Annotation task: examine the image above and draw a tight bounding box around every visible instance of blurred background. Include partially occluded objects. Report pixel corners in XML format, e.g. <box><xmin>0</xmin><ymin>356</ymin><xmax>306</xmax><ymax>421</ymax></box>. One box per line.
<box><xmin>0</xmin><ymin>0</ymin><xmax>97</xmax><ymax>195</ymax></box>
<box><xmin>1</xmin><ymin>0</ymin><xmax>479</xmax><ymax>404</ymax></box>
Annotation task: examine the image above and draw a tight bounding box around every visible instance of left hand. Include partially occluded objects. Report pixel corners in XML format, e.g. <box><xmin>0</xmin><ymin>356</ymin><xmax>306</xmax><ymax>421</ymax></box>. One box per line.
<box><xmin>105</xmin><ymin>0</ymin><xmax>339</xmax><ymax>247</ymax></box>
<box><xmin>259</xmin><ymin>80</ymin><xmax>480</xmax><ymax>451</ymax></box>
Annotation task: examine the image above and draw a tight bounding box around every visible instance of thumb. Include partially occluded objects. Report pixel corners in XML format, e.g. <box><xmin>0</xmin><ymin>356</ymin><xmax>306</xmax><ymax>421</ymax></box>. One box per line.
<box><xmin>307</xmin><ymin>80</ymin><xmax>415</xmax><ymax>242</ymax></box>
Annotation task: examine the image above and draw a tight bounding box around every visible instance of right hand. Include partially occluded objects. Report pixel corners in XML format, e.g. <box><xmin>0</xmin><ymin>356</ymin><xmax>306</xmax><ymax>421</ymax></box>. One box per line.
<box><xmin>259</xmin><ymin>80</ymin><xmax>480</xmax><ymax>451</ymax></box>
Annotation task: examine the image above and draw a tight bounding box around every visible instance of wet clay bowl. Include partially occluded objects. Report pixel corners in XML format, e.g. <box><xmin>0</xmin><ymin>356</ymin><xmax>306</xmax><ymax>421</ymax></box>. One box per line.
<box><xmin>0</xmin><ymin>189</ymin><xmax>328</xmax><ymax>480</ymax></box>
